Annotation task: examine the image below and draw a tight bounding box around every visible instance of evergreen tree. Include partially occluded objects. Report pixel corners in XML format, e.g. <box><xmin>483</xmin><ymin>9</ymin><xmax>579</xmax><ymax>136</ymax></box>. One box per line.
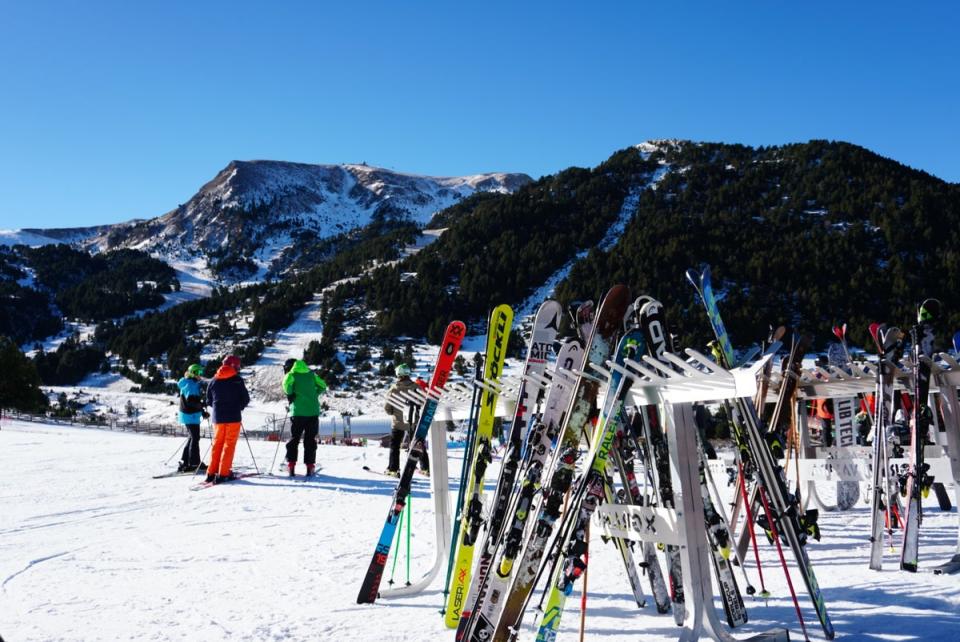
<box><xmin>0</xmin><ymin>336</ymin><xmax>48</xmax><ymax>412</ymax></box>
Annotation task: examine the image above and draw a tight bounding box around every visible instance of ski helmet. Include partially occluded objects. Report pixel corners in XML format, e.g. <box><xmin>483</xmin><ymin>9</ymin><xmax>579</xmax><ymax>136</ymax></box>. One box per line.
<box><xmin>187</xmin><ymin>363</ymin><xmax>204</xmax><ymax>378</ymax></box>
<box><xmin>283</xmin><ymin>358</ymin><xmax>296</xmax><ymax>374</ymax></box>
<box><xmin>396</xmin><ymin>363</ymin><xmax>411</xmax><ymax>378</ymax></box>
<box><xmin>222</xmin><ymin>355</ymin><xmax>241</xmax><ymax>370</ymax></box>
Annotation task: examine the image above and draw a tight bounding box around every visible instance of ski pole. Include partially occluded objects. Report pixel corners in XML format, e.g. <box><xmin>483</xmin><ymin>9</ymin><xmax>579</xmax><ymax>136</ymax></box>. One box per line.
<box><xmin>441</xmin><ymin>375</ymin><xmax>481</xmax><ymax>612</ymax></box>
<box><xmin>579</xmin><ymin>525</ymin><xmax>589</xmax><ymax>642</ymax></box>
<box><xmin>389</xmin><ymin>502</ymin><xmax>406</xmax><ymax>586</ymax></box>
<box><xmin>194</xmin><ymin>417</ymin><xmax>214</xmax><ymax>478</ymax></box>
<box><xmin>702</xmin><ymin>445</ymin><xmax>757</xmax><ymax>596</ymax></box>
<box><xmin>239</xmin><ymin>422</ymin><xmax>261</xmax><ymax>475</ymax></box>
<box><xmin>738</xmin><ymin>462</ymin><xmax>769</xmax><ymax>597</ymax></box>
<box><xmin>269</xmin><ymin>415</ymin><xmax>289</xmax><ymax>474</ymax></box>
<box><xmin>165</xmin><ymin>436</ymin><xmax>190</xmax><ymax>465</ymax></box>
<box><xmin>406</xmin><ymin>495</ymin><xmax>412</xmax><ymax>586</ymax></box>
<box><xmin>757</xmin><ymin>485</ymin><xmax>810</xmax><ymax>642</ymax></box>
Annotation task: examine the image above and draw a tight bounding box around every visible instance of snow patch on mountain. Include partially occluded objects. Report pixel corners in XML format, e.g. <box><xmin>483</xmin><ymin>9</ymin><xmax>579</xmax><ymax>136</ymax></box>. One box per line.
<box><xmin>0</xmin><ymin>229</ymin><xmax>64</xmax><ymax>247</ymax></box>
<box><xmin>635</xmin><ymin>139</ymin><xmax>684</xmax><ymax>160</ymax></box>
<box><xmin>514</xmin><ymin>165</ymin><xmax>671</xmax><ymax>317</ymax></box>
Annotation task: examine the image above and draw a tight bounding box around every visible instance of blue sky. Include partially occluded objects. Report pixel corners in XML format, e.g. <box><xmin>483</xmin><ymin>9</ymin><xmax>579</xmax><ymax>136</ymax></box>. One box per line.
<box><xmin>1</xmin><ymin>1</ymin><xmax>957</xmax><ymax>229</ymax></box>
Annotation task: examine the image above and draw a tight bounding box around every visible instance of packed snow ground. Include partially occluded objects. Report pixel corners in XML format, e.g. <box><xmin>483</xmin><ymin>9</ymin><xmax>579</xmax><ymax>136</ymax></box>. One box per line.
<box><xmin>1</xmin><ymin>420</ymin><xmax>958</xmax><ymax>642</ymax></box>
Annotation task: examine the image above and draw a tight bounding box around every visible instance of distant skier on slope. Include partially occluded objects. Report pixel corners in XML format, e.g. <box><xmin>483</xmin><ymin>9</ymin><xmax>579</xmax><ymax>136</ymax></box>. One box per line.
<box><xmin>281</xmin><ymin>359</ymin><xmax>327</xmax><ymax>477</ymax></box>
<box><xmin>383</xmin><ymin>364</ymin><xmax>428</xmax><ymax>477</ymax></box>
<box><xmin>815</xmin><ymin>398</ymin><xmax>835</xmax><ymax>447</ymax></box>
<box><xmin>176</xmin><ymin>363</ymin><xmax>209</xmax><ymax>473</ymax></box>
<box><xmin>204</xmin><ymin>355</ymin><xmax>250</xmax><ymax>484</ymax></box>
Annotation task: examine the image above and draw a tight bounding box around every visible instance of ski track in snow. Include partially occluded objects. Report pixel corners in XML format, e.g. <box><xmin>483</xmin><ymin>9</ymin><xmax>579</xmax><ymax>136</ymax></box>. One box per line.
<box><xmin>514</xmin><ymin>166</ymin><xmax>669</xmax><ymax>319</ymax></box>
<box><xmin>0</xmin><ymin>420</ymin><xmax>958</xmax><ymax>641</ymax></box>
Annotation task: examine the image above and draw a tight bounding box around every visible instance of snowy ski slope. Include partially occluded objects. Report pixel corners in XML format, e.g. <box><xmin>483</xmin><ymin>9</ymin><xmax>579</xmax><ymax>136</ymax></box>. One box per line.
<box><xmin>0</xmin><ymin>421</ymin><xmax>958</xmax><ymax>641</ymax></box>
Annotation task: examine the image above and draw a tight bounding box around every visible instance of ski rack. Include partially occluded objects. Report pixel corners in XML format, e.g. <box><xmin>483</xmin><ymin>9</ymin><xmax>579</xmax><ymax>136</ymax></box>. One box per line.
<box><xmin>591</xmin><ymin>348</ymin><xmax>790</xmax><ymax>642</ymax></box>
<box><xmin>757</xmin><ymin>357</ymin><xmax>960</xmax><ymax>572</ymax></box>
<box><xmin>762</xmin><ymin>360</ymin><xmax>958</xmax><ymax>521</ymax></box>
<box><xmin>768</xmin><ymin>360</ymin><xmax>907</xmax><ymax>514</ymax></box>
<box><xmin>379</xmin><ymin>406</ymin><xmax>453</xmax><ymax>598</ymax></box>
<box><xmin>378</xmin><ymin>371</ymin><xmax>532</xmax><ymax>600</ymax></box>
<box><xmin>384</xmin><ymin>374</ymin><xmax>522</xmax><ymax>418</ymax></box>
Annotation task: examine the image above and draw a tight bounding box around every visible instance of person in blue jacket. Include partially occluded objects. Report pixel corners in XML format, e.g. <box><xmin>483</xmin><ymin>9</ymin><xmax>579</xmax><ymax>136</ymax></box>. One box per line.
<box><xmin>177</xmin><ymin>364</ymin><xmax>209</xmax><ymax>472</ymax></box>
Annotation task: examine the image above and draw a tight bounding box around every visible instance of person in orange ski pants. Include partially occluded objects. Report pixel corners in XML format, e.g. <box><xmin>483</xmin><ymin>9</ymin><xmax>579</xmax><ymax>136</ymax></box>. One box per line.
<box><xmin>204</xmin><ymin>355</ymin><xmax>250</xmax><ymax>483</ymax></box>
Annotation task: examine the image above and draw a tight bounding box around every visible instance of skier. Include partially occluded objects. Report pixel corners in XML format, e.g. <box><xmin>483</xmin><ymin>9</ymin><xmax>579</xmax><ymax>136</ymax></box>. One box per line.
<box><xmin>855</xmin><ymin>408</ymin><xmax>872</xmax><ymax>445</ymax></box>
<box><xmin>815</xmin><ymin>398</ymin><xmax>835</xmax><ymax>447</ymax></box>
<box><xmin>383</xmin><ymin>364</ymin><xmax>428</xmax><ymax>477</ymax></box>
<box><xmin>176</xmin><ymin>363</ymin><xmax>209</xmax><ymax>472</ymax></box>
<box><xmin>281</xmin><ymin>359</ymin><xmax>328</xmax><ymax>476</ymax></box>
<box><xmin>204</xmin><ymin>355</ymin><xmax>250</xmax><ymax>484</ymax></box>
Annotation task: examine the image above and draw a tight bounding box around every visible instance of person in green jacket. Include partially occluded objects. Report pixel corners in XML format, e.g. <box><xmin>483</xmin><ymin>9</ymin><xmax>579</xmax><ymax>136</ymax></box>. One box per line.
<box><xmin>281</xmin><ymin>359</ymin><xmax>328</xmax><ymax>476</ymax></box>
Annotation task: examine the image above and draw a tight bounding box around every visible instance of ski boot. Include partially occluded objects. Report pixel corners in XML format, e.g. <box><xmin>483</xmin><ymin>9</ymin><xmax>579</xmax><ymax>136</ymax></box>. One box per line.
<box><xmin>215</xmin><ymin>472</ymin><xmax>238</xmax><ymax>484</ymax></box>
<box><xmin>765</xmin><ymin>432</ymin><xmax>785</xmax><ymax>460</ymax></box>
<box><xmin>755</xmin><ymin>514</ymin><xmax>775</xmax><ymax>544</ymax></box>
<box><xmin>177</xmin><ymin>461</ymin><xmax>190</xmax><ymax>473</ymax></box>
<box><xmin>306</xmin><ymin>464</ymin><xmax>316</xmax><ymax>477</ymax></box>
<box><xmin>287</xmin><ymin>461</ymin><xmax>296</xmax><ymax>477</ymax></box>
<box><xmin>384</xmin><ymin>468</ymin><xmax>400</xmax><ymax>478</ymax></box>
<box><xmin>801</xmin><ymin>509</ymin><xmax>821</xmax><ymax>541</ymax></box>
<box><xmin>205</xmin><ymin>473</ymin><xmax>216</xmax><ymax>483</ymax></box>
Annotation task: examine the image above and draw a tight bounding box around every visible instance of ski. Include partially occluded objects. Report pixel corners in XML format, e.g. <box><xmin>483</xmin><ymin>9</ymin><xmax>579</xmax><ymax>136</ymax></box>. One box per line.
<box><xmin>356</xmin><ymin>319</ymin><xmax>466</xmax><ymax>604</ymax></box>
<box><xmin>869</xmin><ymin>323</ymin><xmax>901</xmax><ymax>571</ymax></box>
<box><xmin>599</xmin><ymin>457</ymin><xmax>649</xmax><ymax>611</ymax></box>
<box><xmin>615</xmin><ymin>417</ymin><xmax>672</xmax><ymax>614</ymax></box>
<box><xmin>445</xmin><ymin>305</ymin><xmax>513</xmax><ymax>626</ymax></box>
<box><xmin>361</xmin><ymin>465</ymin><xmax>426</xmax><ymax>479</ymax></box>
<box><xmin>901</xmin><ymin>298</ymin><xmax>939</xmax><ymax>572</ymax></box>
<box><xmin>153</xmin><ymin>469</ymin><xmax>204</xmax><ymax>479</ymax></box>
<box><xmin>933</xmin><ymin>482</ymin><xmax>952</xmax><ymax>511</ymax></box>
<box><xmin>932</xmin><ymin>553</ymin><xmax>960</xmax><ymax>575</ymax></box>
<box><xmin>609</xmin><ymin>432</ymin><xmax>670</xmax><ymax>612</ymax></box>
<box><xmin>630</xmin><ymin>318</ymin><xmax>687</xmax><ymax>623</ymax></box>
<box><xmin>189</xmin><ymin>471</ymin><xmax>260</xmax><ymax>491</ymax></box>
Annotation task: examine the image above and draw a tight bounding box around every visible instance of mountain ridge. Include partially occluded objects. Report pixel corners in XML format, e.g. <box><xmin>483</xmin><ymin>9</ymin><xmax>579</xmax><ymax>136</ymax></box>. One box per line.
<box><xmin>0</xmin><ymin>159</ymin><xmax>531</xmax><ymax>280</ymax></box>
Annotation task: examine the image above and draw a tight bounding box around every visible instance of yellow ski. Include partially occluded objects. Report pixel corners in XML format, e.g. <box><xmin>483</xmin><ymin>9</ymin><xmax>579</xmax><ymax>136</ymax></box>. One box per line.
<box><xmin>444</xmin><ymin>304</ymin><xmax>513</xmax><ymax>627</ymax></box>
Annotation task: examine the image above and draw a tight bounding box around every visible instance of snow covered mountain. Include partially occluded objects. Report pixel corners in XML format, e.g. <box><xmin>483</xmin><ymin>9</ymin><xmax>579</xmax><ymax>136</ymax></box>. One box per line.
<box><xmin>0</xmin><ymin>224</ymin><xmax>116</xmax><ymax>248</ymax></box>
<box><xmin>83</xmin><ymin>160</ymin><xmax>531</xmax><ymax>278</ymax></box>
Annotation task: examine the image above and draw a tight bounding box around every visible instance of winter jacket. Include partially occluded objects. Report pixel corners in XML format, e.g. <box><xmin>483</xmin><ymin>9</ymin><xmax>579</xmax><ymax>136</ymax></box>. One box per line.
<box><xmin>281</xmin><ymin>360</ymin><xmax>328</xmax><ymax>417</ymax></box>
<box><xmin>177</xmin><ymin>376</ymin><xmax>204</xmax><ymax>425</ymax></box>
<box><xmin>206</xmin><ymin>365</ymin><xmax>250</xmax><ymax>424</ymax></box>
<box><xmin>384</xmin><ymin>377</ymin><xmax>422</xmax><ymax>431</ymax></box>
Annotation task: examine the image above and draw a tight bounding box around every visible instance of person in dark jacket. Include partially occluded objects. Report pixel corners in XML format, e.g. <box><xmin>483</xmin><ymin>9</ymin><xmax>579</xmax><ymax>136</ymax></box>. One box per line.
<box><xmin>383</xmin><ymin>365</ymin><xmax>428</xmax><ymax>476</ymax></box>
<box><xmin>281</xmin><ymin>359</ymin><xmax>328</xmax><ymax>476</ymax></box>
<box><xmin>204</xmin><ymin>355</ymin><xmax>250</xmax><ymax>483</ymax></box>
<box><xmin>176</xmin><ymin>363</ymin><xmax>209</xmax><ymax>472</ymax></box>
